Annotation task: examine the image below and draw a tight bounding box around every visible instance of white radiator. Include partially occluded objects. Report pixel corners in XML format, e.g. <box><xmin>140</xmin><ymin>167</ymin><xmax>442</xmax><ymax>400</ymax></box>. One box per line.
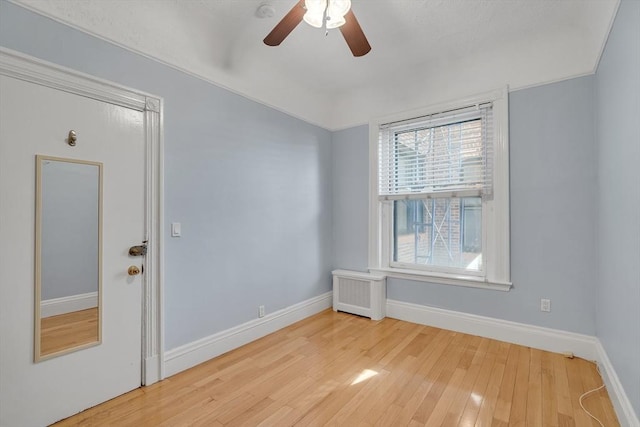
<box><xmin>332</xmin><ymin>270</ymin><xmax>386</xmax><ymax>320</ymax></box>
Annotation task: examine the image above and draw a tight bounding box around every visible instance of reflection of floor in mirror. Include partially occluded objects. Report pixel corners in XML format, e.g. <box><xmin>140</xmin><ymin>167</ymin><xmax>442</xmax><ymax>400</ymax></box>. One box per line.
<box><xmin>40</xmin><ymin>307</ymin><xmax>99</xmax><ymax>356</ymax></box>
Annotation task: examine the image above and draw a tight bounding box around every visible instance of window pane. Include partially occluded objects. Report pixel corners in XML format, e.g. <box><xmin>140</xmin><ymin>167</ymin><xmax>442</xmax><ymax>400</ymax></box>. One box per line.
<box><xmin>393</xmin><ymin>197</ymin><xmax>482</xmax><ymax>272</ymax></box>
<box><xmin>391</xmin><ymin>119</ymin><xmax>485</xmax><ymax>194</ymax></box>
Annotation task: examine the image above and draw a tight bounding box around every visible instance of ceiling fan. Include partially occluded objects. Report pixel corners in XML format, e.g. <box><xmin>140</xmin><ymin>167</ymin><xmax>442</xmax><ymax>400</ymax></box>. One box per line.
<box><xmin>263</xmin><ymin>0</ymin><xmax>371</xmax><ymax>57</ymax></box>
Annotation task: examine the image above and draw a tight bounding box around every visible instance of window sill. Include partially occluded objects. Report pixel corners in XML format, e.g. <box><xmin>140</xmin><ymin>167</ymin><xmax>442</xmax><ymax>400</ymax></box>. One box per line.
<box><xmin>369</xmin><ymin>267</ymin><xmax>512</xmax><ymax>292</ymax></box>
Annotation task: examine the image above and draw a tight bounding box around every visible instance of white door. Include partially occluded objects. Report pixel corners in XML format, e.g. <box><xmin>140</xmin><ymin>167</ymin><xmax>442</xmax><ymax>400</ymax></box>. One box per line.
<box><xmin>0</xmin><ymin>70</ymin><xmax>147</xmax><ymax>425</ymax></box>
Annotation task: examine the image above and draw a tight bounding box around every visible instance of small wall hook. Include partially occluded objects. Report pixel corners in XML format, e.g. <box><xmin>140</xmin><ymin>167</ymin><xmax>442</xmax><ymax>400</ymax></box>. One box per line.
<box><xmin>67</xmin><ymin>130</ymin><xmax>77</xmax><ymax>146</ymax></box>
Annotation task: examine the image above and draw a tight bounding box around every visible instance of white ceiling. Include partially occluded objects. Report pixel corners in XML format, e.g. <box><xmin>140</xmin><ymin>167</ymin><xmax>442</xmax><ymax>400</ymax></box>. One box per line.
<box><xmin>15</xmin><ymin>0</ymin><xmax>619</xmax><ymax>130</ymax></box>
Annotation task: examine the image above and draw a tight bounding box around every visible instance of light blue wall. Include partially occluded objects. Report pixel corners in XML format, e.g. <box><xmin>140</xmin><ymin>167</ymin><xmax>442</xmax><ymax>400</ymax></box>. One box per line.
<box><xmin>332</xmin><ymin>125</ymin><xmax>370</xmax><ymax>272</ymax></box>
<box><xmin>332</xmin><ymin>76</ymin><xmax>598</xmax><ymax>335</ymax></box>
<box><xmin>0</xmin><ymin>0</ymin><xmax>333</xmax><ymax>350</ymax></box>
<box><xmin>595</xmin><ymin>0</ymin><xmax>640</xmax><ymax>416</ymax></box>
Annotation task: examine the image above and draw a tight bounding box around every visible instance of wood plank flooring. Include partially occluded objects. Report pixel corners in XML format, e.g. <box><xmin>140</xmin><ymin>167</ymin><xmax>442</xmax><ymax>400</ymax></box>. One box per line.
<box><xmin>54</xmin><ymin>309</ymin><xmax>619</xmax><ymax>426</ymax></box>
<box><xmin>40</xmin><ymin>307</ymin><xmax>99</xmax><ymax>356</ymax></box>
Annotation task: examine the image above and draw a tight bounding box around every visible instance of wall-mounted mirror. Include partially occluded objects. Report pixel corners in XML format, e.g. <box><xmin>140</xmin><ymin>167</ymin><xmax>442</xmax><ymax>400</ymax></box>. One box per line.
<box><xmin>35</xmin><ymin>155</ymin><xmax>102</xmax><ymax>362</ymax></box>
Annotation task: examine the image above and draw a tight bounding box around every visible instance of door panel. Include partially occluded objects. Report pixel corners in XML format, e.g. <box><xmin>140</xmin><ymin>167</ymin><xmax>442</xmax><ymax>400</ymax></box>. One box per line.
<box><xmin>0</xmin><ymin>74</ymin><xmax>145</xmax><ymax>426</ymax></box>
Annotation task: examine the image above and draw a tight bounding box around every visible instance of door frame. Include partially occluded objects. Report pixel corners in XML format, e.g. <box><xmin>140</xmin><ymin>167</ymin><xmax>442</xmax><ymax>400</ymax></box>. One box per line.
<box><xmin>0</xmin><ymin>47</ymin><xmax>165</xmax><ymax>385</ymax></box>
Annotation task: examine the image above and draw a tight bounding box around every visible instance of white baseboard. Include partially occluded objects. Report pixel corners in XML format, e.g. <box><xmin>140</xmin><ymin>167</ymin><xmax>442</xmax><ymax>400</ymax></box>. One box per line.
<box><xmin>143</xmin><ymin>355</ymin><xmax>161</xmax><ymax>386</ymax></box>
<box><xmin>386</xmin><ymin>299</ymin><xmax>599</xmax><ymax>360</ymax></box>
<box><xmin>40</xmin><ymin>292</ymin><xmax>98</xmax><ymax>318</ymax></box>
<box><xmin>596</xmin><ymin>341</ymin><xmax>640</xmax><ymax>427</ymax></box>
<box><xmin>387</xmin><ymin>299</ymin><xmax>640</xmax><ymax>425</ymax></box>
<box><xmin>164</xmin><ymin>292</ymin><xmax>332</xmax><ymax>378</ymax></box>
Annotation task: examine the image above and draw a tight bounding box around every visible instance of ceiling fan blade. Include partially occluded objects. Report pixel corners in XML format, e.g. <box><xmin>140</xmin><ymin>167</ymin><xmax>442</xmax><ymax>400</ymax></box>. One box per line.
<box><xmin>340</xmin><ymin>9</ymin><xmax>371</xmax><ymax>57</ymax></box>
<box><xmin>263</xmin><ymin>0</ymin><xmax>306</xmax><ymax>46</ymax></box>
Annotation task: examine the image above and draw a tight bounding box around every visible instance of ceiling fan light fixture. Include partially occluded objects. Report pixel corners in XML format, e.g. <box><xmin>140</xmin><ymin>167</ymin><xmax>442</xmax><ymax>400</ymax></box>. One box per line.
<box><xmin>325</xmin><ymin>16</ymin><xmax>346</xmax><ymax>29</ymax></box>
<box><xmin>303</xmin><ymin>0</ymin><xmax>351</xmax><ymax>29</ymax></box>
<box><xmin>264</xmin><ymin>0</ymin><xmax>369</xmax><ymax>57</ymax></box>
<box><xmin>328</xmin><ymin>0</ymin><xmax>351</xmax><ymax>19</ymax></box>
<box><xmin>303</xmin><ymin>0</ymin><xmax>327</xmax><ymax>28</ymax></box>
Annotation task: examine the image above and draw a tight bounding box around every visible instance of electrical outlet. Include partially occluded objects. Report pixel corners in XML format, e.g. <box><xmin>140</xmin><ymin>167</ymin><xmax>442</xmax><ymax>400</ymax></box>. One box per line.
<box><xmin>540</xmin><ymin>298</ymin><xmax>551</xmax><ymax>312</ymax></box>
<box><xmin>258</xmin><ymin>305</ymin><xmax>265</xmax><ymax>318</ymax></box>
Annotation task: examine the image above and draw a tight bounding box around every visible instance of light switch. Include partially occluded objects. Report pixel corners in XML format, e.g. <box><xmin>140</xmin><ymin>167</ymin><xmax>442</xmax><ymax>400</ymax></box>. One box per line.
<box><xmin>171</xmin><ymin>222</ymin><xmax>181</xmax><ymax>237</ymax></box>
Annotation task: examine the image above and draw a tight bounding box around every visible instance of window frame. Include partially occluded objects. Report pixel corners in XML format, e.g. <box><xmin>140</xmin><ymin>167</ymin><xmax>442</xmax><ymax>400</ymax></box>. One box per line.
<box><xmin>368</xmin><ymin>88</ymin><xmax>511</xmax><ymax>291</ymax></box>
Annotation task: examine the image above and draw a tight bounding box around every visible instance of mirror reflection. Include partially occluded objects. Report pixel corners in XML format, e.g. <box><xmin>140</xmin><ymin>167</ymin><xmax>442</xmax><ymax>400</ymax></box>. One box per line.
<box><xmin>35</xmin><ymin>155</ymin><xmax>102</xmax><ymax>361</ymax></box>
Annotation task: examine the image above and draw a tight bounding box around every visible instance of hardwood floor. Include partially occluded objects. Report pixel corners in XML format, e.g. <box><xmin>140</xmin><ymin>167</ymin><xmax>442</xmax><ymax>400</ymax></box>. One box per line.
<box><xmin>54</xmin><ymin>310</ymin><xmax>619</xmax><ymax>426</ymax></box>
<box><xmin>40</xmin><ymin>307</ymin><xmax>99</xmax><ymax>356</ymax></box>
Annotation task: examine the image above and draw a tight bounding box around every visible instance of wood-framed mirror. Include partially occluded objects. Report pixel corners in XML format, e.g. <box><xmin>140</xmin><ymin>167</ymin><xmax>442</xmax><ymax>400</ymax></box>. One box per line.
<box><xmin>34</xmin><ymin>155</ymin><xmax>103</xmax><ymax>362</ymax></box>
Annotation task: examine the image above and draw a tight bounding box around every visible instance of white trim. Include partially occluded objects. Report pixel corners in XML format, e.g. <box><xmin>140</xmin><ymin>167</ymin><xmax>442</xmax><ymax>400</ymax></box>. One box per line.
<box><xmin>368</xmin><ymin>88</ymin><xmax>510</xmax><ymax>290</ymax></box>
<box><xmin>370</xmin><ymin>88</ymin><xmax>506</xmax><ymax>134</ymax></box>
<box><xmin>0</xmin><ymin>47</ymin><xmax>164</xmax><ymax>386</ymax></box>
<box><xmin>596</xmin><ymin>341</ymin><xmax>640</xmax><ymax>427</ymax></box>
<box><xmin>164</xmin><ymin>292</ymin><xmax>332</xmax><ymax>378</ymax></box>
<box><xmin>157</xmin><ymin>101</ymin><xmax>166</xmax><ymax>382</ymax></box>
<box><xmin>371</xmin><ymin>268</ymin><xmax>511</xmax><ymax>291</ymax></box>
<box><xmin>40</xmin><ymin>292</ymin><xmax>98</xmax><ymax>318</ymax></box>
<box><xmin>486</xmin><ymin>87</ymin><xmax>510</xmax><ymax>285</ymax></box>
<box><xmin>141</xmin><ymin>97</ymin><xmax>164</xmax><ymax>386</ymax></box>
<box><xmin>331</xmin><ymin>269</ymin><xmax>386</xmax><ymax>281</ymax></box>
<box><xmin>143</xmin><ymin>355</ymin><xmax>161</xmax><ymax>386</ymax></box>
<box><xmin>0</xmin><ymin>48</ymin><xmax>147</xmax><ymax>111</ymax></box>
<box><xmin>386</xmin><ymin>299</ymin><xmax>598</xmax><ymax>360</ymax></box>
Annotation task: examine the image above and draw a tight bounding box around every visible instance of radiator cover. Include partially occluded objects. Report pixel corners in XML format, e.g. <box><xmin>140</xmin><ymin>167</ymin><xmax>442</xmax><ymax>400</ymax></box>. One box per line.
<box><xmin>332</xmin><ymin>270</ymin><xmax>386</xmax><ymax>320</ymax></box>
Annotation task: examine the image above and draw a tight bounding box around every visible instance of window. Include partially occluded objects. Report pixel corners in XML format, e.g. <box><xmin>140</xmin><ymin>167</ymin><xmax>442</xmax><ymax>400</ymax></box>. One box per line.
<box><xmin>369</xmin><ymin>89</ymin><xmax>511</xmax><ymax>290</ymax></box>
<box><xmin>393</xmin><ymin>197</ymin><xmax>482</xmax><ymax>270</ymax></box>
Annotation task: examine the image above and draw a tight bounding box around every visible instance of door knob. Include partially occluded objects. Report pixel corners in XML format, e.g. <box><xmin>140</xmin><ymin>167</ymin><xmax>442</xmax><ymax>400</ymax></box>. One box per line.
<box><xmin>127</xmin><ymin>265</ymin><xmax>140</xmax><ymax>276</ymax></box>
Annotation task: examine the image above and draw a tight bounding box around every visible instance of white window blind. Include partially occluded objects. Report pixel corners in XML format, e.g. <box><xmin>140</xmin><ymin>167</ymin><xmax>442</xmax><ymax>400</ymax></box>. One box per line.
<box><xmin>378</xmin><ymin>103</ymin><xmax>494</xmax><ymax>200</ymax></box>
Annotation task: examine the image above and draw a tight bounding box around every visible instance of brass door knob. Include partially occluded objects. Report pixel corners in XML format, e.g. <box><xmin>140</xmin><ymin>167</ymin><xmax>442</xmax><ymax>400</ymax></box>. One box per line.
<box><xmin>128</xmin><ymin>265</ymin><xmax>141</xmax><ymax>276</ymax></box>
